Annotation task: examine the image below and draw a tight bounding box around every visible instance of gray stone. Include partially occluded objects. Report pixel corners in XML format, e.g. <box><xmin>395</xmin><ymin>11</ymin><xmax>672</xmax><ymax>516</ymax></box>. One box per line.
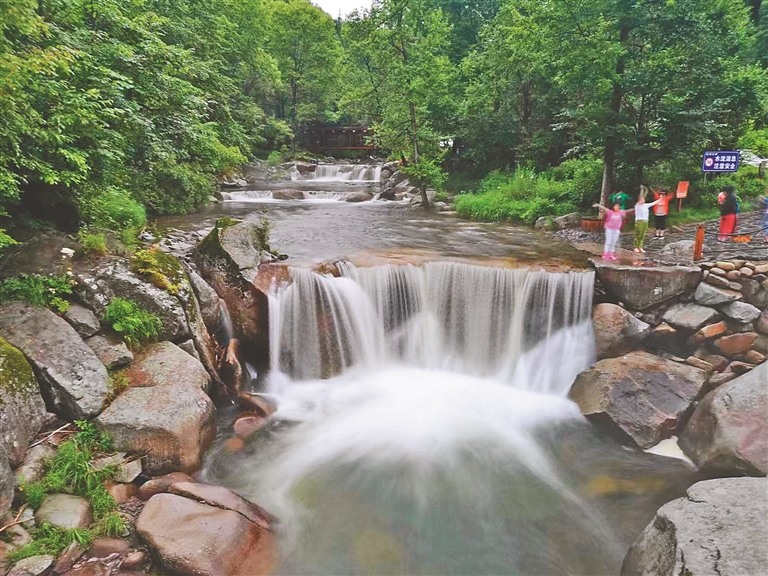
<box><xmin>35</xmin><ymin>494</ymin><xmax>92</xmax><ymax>529</ymax></box>
<box><xmin>345</xmin><ymin>192</ymin><xmax>373</xmax><ymax>202</ymax></box>
<box><xmin>739</xmin><ymin>278</ymin><xmax>768</xmax><ymax>309</ymax></box>
<box><xmin>187</xmin><ymin>269</ymin><xmax>221</xmax><ymax>334</ymax></box>
<box><xmin>757</xmin><ymin>309</ymin><xmax>768</xmax><ymax>334</ymax></box>
<box><xmin>706</xmin><ymin>273</ymin><xmax>731</xmax><ymax>289</ymax></box>
<box><xmin>53</xmin><ymin>541</ymin><xmax>85</xmax><ymax>574</ymax></box>
<box><xmin>569</xmin><ymin>351</ymin><xmax>708</xmax><ymax>448</ymax></box>
<box><xmin>63</xmin><ymin>304</ymin><xmax>100</xmax><ymax>337</ymax></box>
<box><xmin>177</xmin><ymin>339</ymin><xmax>200</xmax><ymax>361</ymax></box>
<box><xmin>114</xmin><ymin>459</ymin><xmax>142</xmax><ymax>483</ymax></box>
<box><xmin>592</xmin><ymin>304</ymin><xmax>652</xmax><ymax>360</ymax></box>
<box><xmin>0</xmin><ymin>303</ymin><xmax>109</xmax><ymax>420</ymax></box>
<box><xmin>14</xmin><ymin>443</ymin><xmax>57</xmax><ymax>485</ymax></box>
<box><xmin>679</xmin><ymin>365</ymin><xmax>768</xmax><ymax>476</ymax></box>
<box><xmin>661</xmin><ymin>303</ymin><xmax>720</xmax><ymax>332</ymax></box>
<box><xmin>136</xmin><ymin>494</ymin><xmax>275</xmax><ymax>576</ymax></box>
<box><xmin>168</xmin><ymin>482</ymin><xmax>273</xmax><ymax>531</ymax></box>
<box><xmin>75</xmin><ymin>258</ymin><xmax>189</xmax><ymax>342</ymax></box>
<box><xmin>621</xmin><ymin>477</ymin><xmax>768</xmax><ymax>576</ymax></box>
<box><xmin>0</xmin><ymin>444</ymin><xmax>13</xmax><ymax>517</ymax></box>
<box><xmin>7</xmin><ymin>554</ymin><xmax>55</xmax><ymax>576</ymax></box>
<box><xmin>85</xmin><ymin>334</ymin><xmax>133</xmax><ymax>370</ymax></box>
<box><xmin>123</xmin><ymin>341</ymin><xmax>209</xmax><ymax>393</ymax></box>
<box><xmin>719</xmin><ymin>300</ymin><xmax>761</xmax><ymax>323</ymax></box>
<box><xmin>534</xmin><ymin>216</ymin><xmax>554</xmax><ymax>231</ymax></box>
<box><xmin>553</xmin><ymin>212</ymin><xmax>581</xmax><ymax>230</ymax></box>
<box><xmin>590</xmin><ymin>261</ymin><xmax>701</xmax><ymax>310</ymax></box>
<box><xmin>0</xmin><ymin>338</ymin><xmax>48</xmax><ymax>467</ymax></box>
<box><xmin>658</xmin><ymin>240</ymin><xmax>695</xmax><ymax>262</ymax></box>
<box><xmin>693</xmin><ymin>282</ymin><xmax>742</xmax><ymax>306</ymax></box>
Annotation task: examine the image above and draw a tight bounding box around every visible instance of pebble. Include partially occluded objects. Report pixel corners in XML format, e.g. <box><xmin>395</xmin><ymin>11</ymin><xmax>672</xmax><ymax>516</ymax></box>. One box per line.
<box><xmin>715</xmin><ymin>261</ymin><xmax>736</xmax><ymax>271</ymax></box>
<box><xmin>739</xmin><ymin>267</ymin><xmax>753</xmax><ymax>278</ymax></box>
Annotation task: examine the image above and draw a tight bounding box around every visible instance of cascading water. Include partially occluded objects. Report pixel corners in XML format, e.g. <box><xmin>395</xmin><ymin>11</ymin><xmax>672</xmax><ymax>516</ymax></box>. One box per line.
<box><xmin>291</xmin><ymin>163</ymin><xmax>382</xmax><ymax>182</ymax></box>
<box><xmin>203</xmin><ymin>261</ymin><xmax>697</xmax><ymax>575</ymax></box>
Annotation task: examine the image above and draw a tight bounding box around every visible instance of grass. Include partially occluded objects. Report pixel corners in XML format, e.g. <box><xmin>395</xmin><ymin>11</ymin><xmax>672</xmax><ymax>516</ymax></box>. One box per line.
<box><xmin>666</xmin><ymin>206</ymin><xmax>721</xmax><ymax>227</ymax></box>
<box><xmin>103</xmin><ymin>297</ymin><xmax>162</xmax><ymax>347</ymax></box>
<box><xmin>0</xmin><ymin>274</ymin><xmax>73</xmax><ymax>313</ymax></box>
<box><xmin>78</xmin><ymin>229</ymin><xmax>108</xmax><ymax>256</ymax></box>
<box><xmin>11</xmin><ymin>421</ymin><xmax>126</xmax><ymax>563</ymax></box>
<box><xmin>103</xmin><ymin>371</ymin><xmax>130</xmax><ymax>406</ymax></box>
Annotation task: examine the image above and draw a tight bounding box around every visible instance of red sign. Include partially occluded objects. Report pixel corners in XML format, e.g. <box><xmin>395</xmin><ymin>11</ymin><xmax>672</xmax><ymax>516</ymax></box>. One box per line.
<box><xmin>676</xmin><ymin>181</ymin><xmax>690</xmax><ymax>199</ymax></box>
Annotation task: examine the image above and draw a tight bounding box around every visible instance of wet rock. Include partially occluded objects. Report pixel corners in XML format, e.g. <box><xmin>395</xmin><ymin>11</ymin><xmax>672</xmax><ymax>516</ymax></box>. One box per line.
<box><xmin>271</xmin><ymin>189</ymin><xmax>305</xmax><ymax>200</ymax></box>
<box><xmin>168</xmin><ymin>482</ymin><xmax>273</xmax><ymax>531</ymax></box>
<box><xmin>54</xmin><ymin>542</ymin><xmax>85</xmax><ymax>574</ymax></box>
<box><xmin>36</xmin><ymin>495</ymin><xmax>92</xmax><ymax>530</ymax></box>
<box><xmin>592</xmin><ymin>304</ymin><xmax>651</xmax><ymax>359</ymax></box>
<box><xmin>621</xmin><ymin>477</ymin><xmax>768</xmax><ymax>576</ymax></box>
<box><xmin>63</xmin><ymin>305</ymin><xmax>100</xmax><ymax>338</ymax></box>
<box><xmin>693</xmin><ymin>283</ymin><xmax>741</xmax><ymax>306</ymax></box>
<box><xmin>0</xmin><ymin>338</ymin><xmax>48</xmax><ymax>467</ymax></box>
<box><xmin>85</xmin><ymin>335</ymin><xmax>133</xmax><ymax>370</ymax></box>
<box><xmin>123</xmin><ymin>341</ymin><xmax>209</xmax><ymax>393</ymax></box>
<box><xmin>713</xmin><ymin>332</ymin><xmax>758</xmax><ymax>356</ymax></box>
<box><xmin>661</xmin><ymin>303</ymin><xmax>719</xmax><ymax>332</ymax></box>
<box><xmin>7</xmin><ymin>555</ymin><xmax>55</xmax><ymax>576</ymax></box>
<box><xmin>238</xmin><ymin>393</ymin><xmax>277</xmax><ymax>417</ymax></box>
<box><xmin>187</xmin><ymin>270</ymin><xmax>221</xmax><ymax>333</ymax></box>
<box><xmin>345</xmin><ymin>192</ymin><xmax>373</xmax><ymax>202</ymax></box>
<box><xmin>136</xmin><ymin>493</ymin><xmax>275</xmax><ymax>576</ymax></box>
<box><xmin>233</xmin><ymin>415</ymin><xmax>267</xmax><ymax>439</ymax></box>
<box><xmin>120</xmin><ymin>551</ymin><xmax>145</xmax><ymax>570</ymax></box>
<box><xmin>719</xmin><ymin>301</ymin><xmax>761</xmax><ymax>323</ymax></box>
<box><xmin>75</xmin><ymin>258</ymin><xmax>189</xmax><ymax>342</ymax></box>
<box><xmin>0</xmin><ymin>444</ymin><xmax>13</xmax><ymax>517</ymax></box>
<box><xmin>590</xmin><ymin>261</ymin><xmax>701</xmax><ymax>310</ymax></box>
<box><xmin>680</xmin><ymin>366</ymin><xmax>768</xmax><ymax>475</ymax></box>
<box><xmin>0</xmin><ymin>304</ymin><xmax>109</xmax><ymax>420</ymax></box>
<box><xmin>727</xmin><ymin>360</ymin><xmax>754</xmax><ymax>375</ymax></box>
<box><xmin>136</xmin><ymin>472</ymin><xmax>192</xmax><ymax>501</ymax></box>
<box><xmin>96</xmin><ymin>380</ymin><xmax>215</xmax><ymax>475</ymax></box>
<box><xmin>15</xmin><ymin>444</ymin><xmax>57</xmax><ymax>485</ymax></box>
<box><xmin>569</xmin><ymin>351</ymin><xmax>708</xmax><ymax>449</ymax></box>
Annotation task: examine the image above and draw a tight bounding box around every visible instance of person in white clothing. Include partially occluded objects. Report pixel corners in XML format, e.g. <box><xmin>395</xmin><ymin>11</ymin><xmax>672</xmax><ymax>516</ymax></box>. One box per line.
<box><xmin>633</xmin><ymin>186</ymin><xmax>661</xmax><ymax>253</ymax></box>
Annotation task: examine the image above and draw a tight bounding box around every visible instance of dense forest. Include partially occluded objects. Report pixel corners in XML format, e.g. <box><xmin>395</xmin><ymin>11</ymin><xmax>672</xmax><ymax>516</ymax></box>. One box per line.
<box><xmin>1</xmin><ymin>0</ymin><xmax>767</xmax><ymax>241</ymax></box>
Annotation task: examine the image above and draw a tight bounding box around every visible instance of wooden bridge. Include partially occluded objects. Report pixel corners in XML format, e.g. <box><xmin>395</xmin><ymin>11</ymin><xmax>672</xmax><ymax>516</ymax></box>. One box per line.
<box><xmin>300</xmin><ymin>124</ymin><xmax>377</xmax><ymax>152</ymax></box>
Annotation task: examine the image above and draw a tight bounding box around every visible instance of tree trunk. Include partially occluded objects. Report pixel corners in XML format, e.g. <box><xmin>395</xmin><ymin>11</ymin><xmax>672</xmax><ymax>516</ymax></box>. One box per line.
<box><xmin>409</xmin><ymin>101</ymin><xmax>430</xmax><ymax>208</ymax></box>
<box><xmin>600</xmin><ymin>26</ymin><xmax>630</xmax><ymax>207</ymax></box>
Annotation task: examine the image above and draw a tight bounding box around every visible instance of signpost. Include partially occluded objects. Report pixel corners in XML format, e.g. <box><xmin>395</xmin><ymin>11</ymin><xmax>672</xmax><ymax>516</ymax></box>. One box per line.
<box><xmin>676</xmin><ymin>181</ymin><xmax>689</xmax><ymax>212</ymax></box>
<box><xmin>702</xmin><ymin>150</ymin><xmax>740</xmax><ymax>173</ymax></box>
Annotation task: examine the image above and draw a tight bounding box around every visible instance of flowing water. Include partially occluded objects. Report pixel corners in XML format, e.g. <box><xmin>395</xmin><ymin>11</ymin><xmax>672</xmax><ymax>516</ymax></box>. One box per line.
<box><xmin>202</xmin><ymin>262</ymin><xmax>699</xmax><ymax>575</ymax></box>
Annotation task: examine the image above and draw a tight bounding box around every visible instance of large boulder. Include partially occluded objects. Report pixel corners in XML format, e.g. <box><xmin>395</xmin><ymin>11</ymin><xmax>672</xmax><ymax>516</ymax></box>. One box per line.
<box><xmin>0</xmin><ymin>338</ymin><xmax>47</xmax><ymax>466</ymax></box>
<box><xmin>658</xmin><ymin>240</ymin><xmax>695</xmax><ymax>262</ymax></box>
<box><xmin>0</xmin><ymin>303</ymin><xmax>109</xmax><ymax>420</ymax></box>
<box><xmin>661</xmin><ymin>303</ymin><xmax>719</xmax><ymax>332</ymax></box>
<box><xmin>85</xmin><ymin>334</ymin><xmax>133</xmax><ymax>370</ymax></box>
<box><xmin>0</xmin><ymin>444</ymin><xmax>13</xmax><ymax>517</ymax></box>
<box><xmin>136</xmin><ymin>493</ymin><xmax>275</xmax><ymax>576</ymax></box>
<box><xmin>719</xmin><ymin>300</ymin><xmax>761</xmax><ymax>323</ymax></box>
<box><xmin>693</xmin><ymin>283</ymin><xmax>741</xmax><ymax>306</ymax></box>
<box><xmin>194</xmin><ymin>219</ymin><xmax>276</xmax><ymax>366</ymax></box>
<box><xmin>75</xmin><ymin>258</ymin><xmax>189</xmax><ymax>342</ymax></box>
<box><xmin>679</xmin><ymin>365</ymin><xmax>767</xmax><ymax>476</ymax></box>
<box><xmin>96</xmin><ymin>348</ymin><xmax>215</xmax><ymax>475</ymax></box>
<box><xmin>124</xmin><ymin>342</ymin><xmax>210</xmax><ymax>393</ymax></box>
<box><xmin>168</xmin><ymin>482</ymin><xmax>273</xmax><ymax>531</ymax></box>
<box><xmin>187</xmin><ymin>269</ymin><xmax>221</xmax><ymax>334</ymax></box>
<box><xmin>552</xmin><ymin>212</ymin><xmax>581</xmax><ymax>230</ymax></box>
<box><xmin>569</xmin><ymin>351</ymin><xmax>708</xmax><ymax>448</ymax></box>
<box><xmin>590</xmin><ymin>261</ymin><xmax>701</xmax><ymax>310</ymax></box>
<box><xmin>592</xmin><ymin>304</ymin><xmax>652</xmax><ymax>359</ymax></box>
<box><xmin>35</xmin><ymin>494</ymin><xmax>92</xmax><ymax>529</ymax></box>
<box><xmin>621</xmin><ymin>477</ymin><xmax>768</xmax><ymax>576</ymax></box>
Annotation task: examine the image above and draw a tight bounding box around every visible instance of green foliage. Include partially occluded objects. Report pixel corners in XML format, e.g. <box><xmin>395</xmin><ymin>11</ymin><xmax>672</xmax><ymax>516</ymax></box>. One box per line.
<box><xmin>454</xmin><ymin>169</ymin><xmax>577</xmax><ymax>223</ymax></box>
<box><xmin>266</xmin><ymin>150</ymin><xmax>284</xmax><ymax>166</ymax></box>
<box><xmin>79</xmin><ymin>188</ymin><xmax>146</xmax><ymax>236</ymax></box>
<box><xmin>401</xmin><ymin>158</ymin><xmax>447</xmax><ymax>191</ymax></box>
<box><xmin>131</xmin><ymin>247</ymin><xmax>184</xmax><ymax>294</ymax></box>
<box><xmin>7</xmin><ymin>524</ymin><xmax>94</xmax><ymax>563</ymax></box>
<box><xmin>0</xmin><ymin>274</ymin><xmax>73</xmax><ymax>313</ymax></box>
<box><xmin>103</xmin><ymin>297</ymin><xmax>162</xmax><ymax>346</ymax></box>
<box><xmin>78</xmin><ymin>229</ymin><xmax>108</xmax><ymax>256</ymax></box>
<box><xmin>0</xmin><ymin>229</ymin><xmax>18</xmax><ymax>253</ymax></box>
<box><xmin>105</xmin><ymin>371</ymin><xmax>130</xmax><ymax>406</ymax></box>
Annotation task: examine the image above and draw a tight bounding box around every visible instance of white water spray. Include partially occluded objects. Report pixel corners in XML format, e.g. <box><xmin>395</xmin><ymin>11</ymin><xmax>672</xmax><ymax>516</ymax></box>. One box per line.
<box><xmin>290</xmin><ymin>163</ymin><xmax>382</xmax><ymax>182</ymax></box>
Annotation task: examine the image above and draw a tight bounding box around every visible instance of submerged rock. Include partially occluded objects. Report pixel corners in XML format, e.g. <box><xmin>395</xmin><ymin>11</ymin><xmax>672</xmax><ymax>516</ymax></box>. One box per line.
<box><xmin>569</xmin><ymin>351</ymin><xmax>708</xmax><ymax>448</ymax></box>
<box><xmin>592</xmin><ymin>304</ymin><xmax>651</xmax><ymax>359</ymax></box>
<box><xmin>679</xmin><ymin>365</ymin><xmax>768</xmax><ymax>476</ymax></box>
<box><xmin>0</xmin><ymin>337</ymin><xmax>48</xmax><ymax>467</ymax></box>
<box><xmin>136</xmin><ymin>493</ymin><xmax>275</xmax><ymax>576</ymax></box>
<box><xmin>590</xmin><ymin>261</ymin><xmax>701</xmax><ymax>310</ymax></box>
<box><xmin>621</xmin><ymin>477</ymin><xmax>768</xmax><ymax>576</ymax></box>
<box><xmin>0</xmin><ymin>303</ymin><xmax>109</xmax><ymax>420</ymax></box>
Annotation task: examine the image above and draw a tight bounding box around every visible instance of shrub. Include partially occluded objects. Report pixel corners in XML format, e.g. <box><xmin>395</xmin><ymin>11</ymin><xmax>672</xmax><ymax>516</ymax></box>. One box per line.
<box><xmin>0</xmin><ymin>229</ymin><xmax>18</xmax><ymax>254</ymax></box>
<box><xmin>266</xmin><ymin>149</ymin><xmax>284</xmax><ymax>166</ymax></box>
<box><xmin>79</xmin><ymin>186</ymin><xmax>147</xmax><ymax>236</ymax></box>
<box><xmin>0</xmin><ymin>274</ymin><xmax>73</xmax><ymax>313</ymax></box>
<box><xmin>78</xmin><ymin>229</ymin><xmax>108</xmax><ymax>256</ymax></box>
<box><xmin>131</xmin><ymin>247</ymin><xmax>184</xmax><ymax>294</ymax></box>
<box><xmin>103</xmin><ymin>297</ymin><xmax>162</xmax><ymax>346</ymax></box>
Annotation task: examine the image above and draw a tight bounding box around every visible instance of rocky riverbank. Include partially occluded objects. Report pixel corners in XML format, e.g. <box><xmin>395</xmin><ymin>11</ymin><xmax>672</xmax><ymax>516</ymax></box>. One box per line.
<box><xmin>1</xmin><ymin>222</ymin><xmax>766</xmax><ymax>576</ymax></box>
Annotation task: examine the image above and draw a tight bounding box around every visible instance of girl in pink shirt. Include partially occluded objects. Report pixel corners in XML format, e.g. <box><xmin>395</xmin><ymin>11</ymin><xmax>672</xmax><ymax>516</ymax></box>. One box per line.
<box><xmin>593</xmin><ymin>202</ymin><xmax>632</xmax><ymax>260</ymax></box>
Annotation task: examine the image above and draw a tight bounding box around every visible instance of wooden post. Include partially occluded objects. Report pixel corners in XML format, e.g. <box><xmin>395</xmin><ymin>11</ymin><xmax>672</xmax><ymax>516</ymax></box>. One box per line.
<box><xmin>693</xmin><ymin>224</ymin><xmax>705</xmax><ymax>261</ymax></box>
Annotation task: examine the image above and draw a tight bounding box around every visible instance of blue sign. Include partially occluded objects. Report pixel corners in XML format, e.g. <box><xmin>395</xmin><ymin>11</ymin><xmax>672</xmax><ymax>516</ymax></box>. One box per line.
<box><xmin>702</xmin><ymin>150</ymin><xmax>740</xmax><ymax>172</ymax></box>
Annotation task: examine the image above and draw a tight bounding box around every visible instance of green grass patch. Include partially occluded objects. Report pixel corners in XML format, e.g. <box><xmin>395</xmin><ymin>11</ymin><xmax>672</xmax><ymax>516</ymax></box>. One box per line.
<box><xmin>78</xmin><ymin>229</ymin><xmax>109</xmax><ymax>256</ymax></box>
<box><xmin>0</xmin><ymin>274</ymin><xmax>73</xmax><ymax>313</ymax></box>
<box><xmin>103</xmin><ymin>297</ymin><xmax>162</xmax><ymax>347</ymax></box>
<box><xmin>666</xmin><ymin>207</ymin><xmax>721</xmax><ymax>227</ymax></box>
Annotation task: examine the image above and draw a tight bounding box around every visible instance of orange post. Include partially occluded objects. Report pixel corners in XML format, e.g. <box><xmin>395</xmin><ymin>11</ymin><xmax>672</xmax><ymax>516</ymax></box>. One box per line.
<box><xmin>693</xmin><ymin>224</ymin><xmax>705</xmax><ymax>261</ymax></box>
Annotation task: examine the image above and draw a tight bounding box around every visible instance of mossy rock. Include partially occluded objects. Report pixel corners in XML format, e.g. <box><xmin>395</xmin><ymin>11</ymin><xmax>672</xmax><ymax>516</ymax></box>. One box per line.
<box><xmin>0</xmin><ymin>337</ymin><xmax>48</xmax><ymax>467</ymax></box>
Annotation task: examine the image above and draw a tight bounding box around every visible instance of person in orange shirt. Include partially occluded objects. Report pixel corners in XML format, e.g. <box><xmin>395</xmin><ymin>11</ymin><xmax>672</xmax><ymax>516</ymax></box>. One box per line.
<box><xmin>652</xmin><ymin>189</ymin><xmax>672</xmax><ymax>239</ymax></box>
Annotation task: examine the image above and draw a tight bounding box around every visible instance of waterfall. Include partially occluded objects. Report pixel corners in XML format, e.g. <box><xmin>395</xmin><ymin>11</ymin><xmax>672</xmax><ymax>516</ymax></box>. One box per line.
<box><xmin>290</xmin><ymin>164</ymin><xmax>382</xmax><ymax>182</ymax></box>
<box><xmin>268</xmin><ymin>261</ymin><xmax>594</xmax><ymax>394</ymax></box>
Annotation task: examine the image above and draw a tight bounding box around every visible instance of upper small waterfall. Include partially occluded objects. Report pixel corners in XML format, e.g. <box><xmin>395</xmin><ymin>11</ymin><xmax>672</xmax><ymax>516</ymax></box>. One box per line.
<box><xmin>268</xmin><ymin>261</ymin><xmax>595</xmax><ymax>394</ymax></box>
<box><xmin>289</xmin><ymin>163</ymin><xmax>382</xmax><ymax>182</ymax></box>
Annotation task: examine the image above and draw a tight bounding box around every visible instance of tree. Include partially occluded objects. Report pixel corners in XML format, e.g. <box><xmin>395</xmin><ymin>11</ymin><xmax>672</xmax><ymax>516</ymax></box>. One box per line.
<box><xmin>343</xmin><ymin>0</ymin><xmax>457</xmax><ymax>206</ymax></box>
